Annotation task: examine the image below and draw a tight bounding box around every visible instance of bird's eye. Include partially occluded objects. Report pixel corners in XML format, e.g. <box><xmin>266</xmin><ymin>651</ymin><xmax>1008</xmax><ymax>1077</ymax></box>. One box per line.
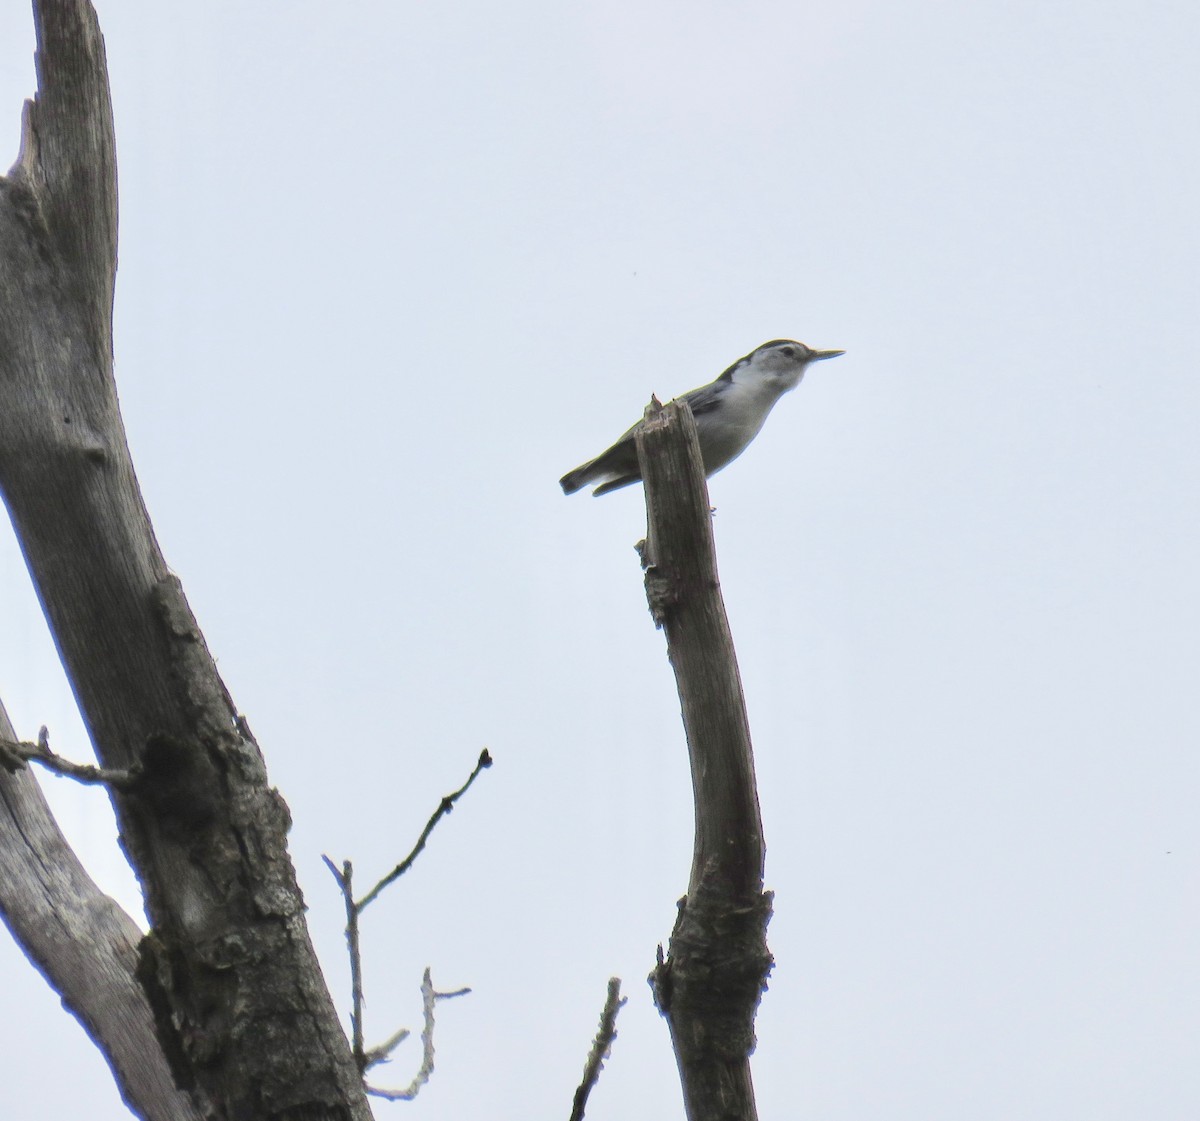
<box><xmin>779</xmin><ymin>346</ymin><xmax>796</xmax><ymax>358</ymax></box>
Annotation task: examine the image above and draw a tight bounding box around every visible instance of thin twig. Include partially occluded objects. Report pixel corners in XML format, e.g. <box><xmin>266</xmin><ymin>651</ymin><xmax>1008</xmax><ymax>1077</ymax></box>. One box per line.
<box><xmin>356</xmin><ymin>748</ymin><xmax>493</xmax><ymax>912</ymax></box>
<box><xmin>0</xmin><ymin>725</ymin><xmax>136</xmax><ymax>788</ymax></box>
<box><xmin>362</xmin><ymin>1025</ymin><xmax>411</xmax><ymax>1070</ymax></box>
<box><xmin>569</xmin><ymin>977</ymin><xmax>627</xmax><ymax>1121</ymax></box>
<box><xmin>321</xmin><ymin>856</ymin><xmax>366</xmax><ymax>1070</ymax></box>
<box><xmin>324</xmin><ymin>749</ymin><xmax>492</xmax><ymax>1089</ymax></box>
<box><xmin>365</xmin><ymin>968</ymin><xmax>471</xmax><ymax>1102</ymax></box>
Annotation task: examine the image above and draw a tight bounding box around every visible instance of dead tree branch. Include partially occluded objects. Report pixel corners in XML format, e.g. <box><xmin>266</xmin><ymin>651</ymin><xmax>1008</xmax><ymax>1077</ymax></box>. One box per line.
<box><xmin>0</xmin><ymin>697</ymin><xmax>205</xmax><ymax>1121</ymax></box>
<box><xmin>357</xmin><ymin>747</ymin><xmax>493</xmax><ymax>912</ymax></box>
<box><xmin>323</xmin><ymin>750</ymin><xmax>489</xmax><ymax>1092</ymax></box>
<box><xmin>364</xmin><ymin>970</ymin><xmax>471</xmax><ymax>1102</ymax></box>
<box><xmin>635</xmin><ymin>399</ymin><xmax>774</xmax><ymax>1121</ymax></box>
<box><xmin>0</xmin><ymin>4</ymin><xmax>369</xmax><ymax>1117</ymax></box>
<box><xmin>0</xmin><ymin>725</ymin><xmax>137</xmax><ymax>788</ymax></box>
<box><xmin>569</xmin><ymin>977</ymin><xmax>627</xmax><ymax>1121</ymax></box>
<box><xmin>323</xmin><ymin>858</ymin><xmax>369</xmax><ymax>1070</ymax></box>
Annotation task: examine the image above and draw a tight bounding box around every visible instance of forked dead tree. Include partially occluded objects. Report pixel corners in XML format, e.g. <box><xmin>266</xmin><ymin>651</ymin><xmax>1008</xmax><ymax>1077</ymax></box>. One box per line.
<box><xmin>0</xmin><ymin>4</ymin><xmax>370</xmax><ymax>1117</ymax></box>
<box><xmin>0</xmin><ymin>5</ymin><xmax>773</xmax><ymax>1120</ymax></box>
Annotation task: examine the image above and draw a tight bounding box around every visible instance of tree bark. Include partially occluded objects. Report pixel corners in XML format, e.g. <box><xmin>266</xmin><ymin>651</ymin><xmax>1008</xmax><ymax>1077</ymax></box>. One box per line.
<box><xmin>0</xmin><ymin>699</ymin><xmax>206</xmax><ymax>1121</ymax></box>
<box><xmin>0</xmin><ymin>4</ymin><xmax>370</xmax><ymax>1118</ymax></box>
<box><xmin>637</xmin><ymin>400</ymin><xmax>774</xmax><ymax>1121</ymax></box>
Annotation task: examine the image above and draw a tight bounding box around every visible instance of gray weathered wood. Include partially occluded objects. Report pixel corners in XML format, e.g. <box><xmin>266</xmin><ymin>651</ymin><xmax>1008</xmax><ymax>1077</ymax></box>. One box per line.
<box><xmin>0</xmin><ymin>700</ymin><xmax>205</xmax><ymax>1121</ymax></box>
<box><xmin>0</xmin><ymin>3</ymin><xmax>370</xmax><ymax>1118</ymax></box>
<box><xmin>637</xmin><ymin>400</ymin><xmax>774</xmax><ymax>1121</ymax></box>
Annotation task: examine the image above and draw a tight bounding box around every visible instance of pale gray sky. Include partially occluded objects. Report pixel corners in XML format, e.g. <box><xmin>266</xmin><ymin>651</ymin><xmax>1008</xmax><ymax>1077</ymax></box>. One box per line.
<box><xmin>0</xmin><ymin>2</ymin><xmax>1196</xmax><ymax>1118</ymax></box>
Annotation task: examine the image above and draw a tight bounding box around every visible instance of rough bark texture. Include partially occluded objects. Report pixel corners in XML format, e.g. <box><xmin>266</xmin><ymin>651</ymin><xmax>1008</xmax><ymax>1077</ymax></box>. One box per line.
<box><xmin>0</xmin><ymin>3</ymin><xmax>370</xmax><ymax>1119</ymax></box>
<box><xmin>0</xmin><ymin>700</ymin><xmax>206</xmax><ymax>1121</ymax></box>
<box><xmin>637</xmin><ymin>401</ymin><xmax>774</xmax><ymax>1121</ymax></box>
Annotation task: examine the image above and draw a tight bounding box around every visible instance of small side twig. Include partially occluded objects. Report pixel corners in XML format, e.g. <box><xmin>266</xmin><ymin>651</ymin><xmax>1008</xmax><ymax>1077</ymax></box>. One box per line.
<box><xmin>569</xmin><ymin>977</ymin><xmax>627</xmax><ymax>1121</ymax></box>
<box><xmin>321</xmin><ymin>856</ymin><xmax>367</xmax><ymax>1069</ymax></box>
<box><xmin>365</xmin><ymin>969</ymin><xmax>471</xmax><ymax>1101</ymax></box>
<box><xmin>0</xmin><ymin>725</ymin><xmax>136</xmax><ymax>789</ymax></box>
<box><xmin>323</xmin><ymin>749</ymin><xmax>492</xmax><ymax>1092</ymax></box>
<box><xmin>356</xmin><ymin>747</ymin><xmax>493</xmax><ymax>912</ymax></box>
<box><xmin>361</xmin><ymin>1025</ymin><xmax>411</xmax><ymax>1070</ymax></box>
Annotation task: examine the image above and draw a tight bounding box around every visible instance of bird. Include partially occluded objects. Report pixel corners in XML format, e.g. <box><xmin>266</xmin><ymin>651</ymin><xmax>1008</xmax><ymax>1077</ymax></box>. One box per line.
<box><xmin>559</xmin><ymin>339</ymin><xmax>844</xmax><ymax>496</ymax></box>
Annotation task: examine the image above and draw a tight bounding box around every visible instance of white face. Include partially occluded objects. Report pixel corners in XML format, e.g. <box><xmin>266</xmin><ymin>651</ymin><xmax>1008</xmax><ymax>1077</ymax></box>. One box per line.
<box><xmin>735</xmin><ymin>341</ymin><xmax>816</xmax><ymax>391</ymax></box>
<box><xmin>756</xmin><ymin>340</ymin><xmax>814</xmax><ymax>368</ymax></box>
<box><xmin>732</xmin><ymin>340</ymin><xmax>844</xmax><ymax>392</ymax></box>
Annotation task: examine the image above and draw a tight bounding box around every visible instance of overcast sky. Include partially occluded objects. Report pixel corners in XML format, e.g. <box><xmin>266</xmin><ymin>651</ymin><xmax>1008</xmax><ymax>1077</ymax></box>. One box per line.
<box><xmin>0</xmin><ymin>1</ymin><xmax>1197</xmax><ymax>1118</ymax></box>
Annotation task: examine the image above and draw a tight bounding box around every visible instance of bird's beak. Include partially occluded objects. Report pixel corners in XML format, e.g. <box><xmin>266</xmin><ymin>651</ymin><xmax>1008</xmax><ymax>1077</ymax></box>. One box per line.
<box><xmin>812</xmin><ymin>349</ymin><xmax>846</xmax><ymax>361</ymax></box>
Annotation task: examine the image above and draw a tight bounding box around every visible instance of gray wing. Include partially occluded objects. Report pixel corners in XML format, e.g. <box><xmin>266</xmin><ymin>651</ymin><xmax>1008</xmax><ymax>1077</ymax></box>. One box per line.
<box><xmin>680</xmin><ymin>381</ymin><xmax>725</xmax><ymax>417</ymax></box>
<box><xmin>610</xmin><ymin>382</ymin><xmax>724</xmax><ymax>440</ymax></box>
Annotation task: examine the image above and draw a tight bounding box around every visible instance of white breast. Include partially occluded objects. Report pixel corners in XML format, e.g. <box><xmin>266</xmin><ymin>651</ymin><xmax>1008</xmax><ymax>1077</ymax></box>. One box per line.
<box><xmin>697</xmin><ymin>381</ymin><xmax>786</xmax><ymax>475</ymax></box>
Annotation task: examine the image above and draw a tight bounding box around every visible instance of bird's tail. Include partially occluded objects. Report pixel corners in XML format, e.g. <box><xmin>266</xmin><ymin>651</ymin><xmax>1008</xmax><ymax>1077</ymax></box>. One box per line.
<box><xmin>560</xmin><ymin>447</ymin><xmax>642</xmax><ymax>496</ymax></box>
<box><xmin>559</xmin><ymin>461</ymin><xmax>597</xmax><ymax>495</ymax></box>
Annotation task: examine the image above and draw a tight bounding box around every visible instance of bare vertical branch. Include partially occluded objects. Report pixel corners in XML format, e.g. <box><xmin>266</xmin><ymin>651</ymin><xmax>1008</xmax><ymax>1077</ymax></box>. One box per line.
<box><xmin>324</xmin><ymin>750</ymin><xmax>490</xmax><ymax>1094</ymax></box>
<box><xmin>322</xmin><ymin>857</ymin><xmax>367</xmax><ymax>1070</ymax></box>
<box><xmin>365</xmin><ymin>971</ymin><xmax>471</xmax><ymax>1102</ymax></box>
<box><xmin>14</xmin><ymin>0</ymin><xmax>118</xmax><ymax>358</ymax></box>
<box><xmin>569</xmin><ymin>977</ymin><xmax>627</xmax><ymax>1121</ymax></box>
<box><xmin>0</xmin><ymin>6</ymin><xmax>371</xmax><ymax>1117</ymax></box>
<box><xmin>635</xmin><ymin>399</ymin><xmax>774</xmax><ymax>1121</ymax></box>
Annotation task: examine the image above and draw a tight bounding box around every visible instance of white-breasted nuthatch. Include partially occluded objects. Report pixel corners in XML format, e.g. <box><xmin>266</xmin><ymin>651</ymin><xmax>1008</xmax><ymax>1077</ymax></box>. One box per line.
<box><xmin>559</xmin><ymin>339</ymin><xmax>845</xmax><ymax>496</ymax></box>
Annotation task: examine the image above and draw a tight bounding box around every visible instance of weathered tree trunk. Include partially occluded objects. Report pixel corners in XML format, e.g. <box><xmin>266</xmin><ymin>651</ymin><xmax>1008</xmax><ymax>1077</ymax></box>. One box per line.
<box><xmin>0</xmin><ymin>4</ymin><xmax>370</xmax><ymax>1118</ymax></box>
<box><xmin>0</xmin><ymin>700</ymin><xmax>206</xmax><ymax>1121</ymax></box>
<box><xmin>637</xmin><ymin>401</ymin><xmax>774</xmax><ymax>1121</ymax></box>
